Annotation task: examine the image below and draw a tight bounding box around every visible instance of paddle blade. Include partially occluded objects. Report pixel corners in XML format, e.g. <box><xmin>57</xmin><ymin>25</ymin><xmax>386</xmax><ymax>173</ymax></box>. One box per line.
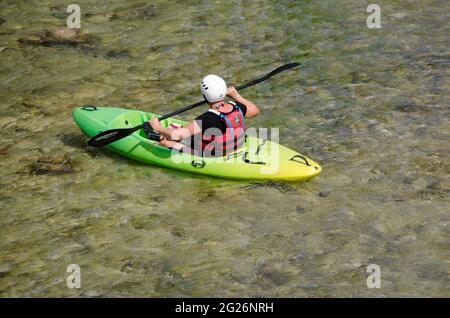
<box><xmin>236</xmin><ymin>62</ymin><xmax>301</xmax><ymax>90</ymax></box>
<box><xmin>87</xmin><ymin>128</ymin><xmax>134</xmax><ymax>147</ymax></box>
<box><xmin>87</xmin><ymin>122</ymin><xmax>149</xmax><ymax>147</ymax></box>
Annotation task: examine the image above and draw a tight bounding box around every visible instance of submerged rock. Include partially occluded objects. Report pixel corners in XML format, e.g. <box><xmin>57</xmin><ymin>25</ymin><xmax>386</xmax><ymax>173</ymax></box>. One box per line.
<box><xmin>256</xmin><ymin>261</ymin><xmax>291</xmax><ymax>286</ymax></box>
<box><xmin>0</xmin><ymin>145</ymin><xmax>11</xmax><ymax>155</ymax></box>
<box><xmin>110</xmin><ymin>4</ymin><xmax>159</xmax><ymax>21</ymax></box>
<box><xmin>18</xmin><ymin>28</ymin><xmax>97</xmax><ymax>48</ymax></box>
<box><xmin>171</xmin><ymin>226</ymin><xmax>187</xmax><ymax>238</ymax></box>
<box><xmin>130</xmin><ymin>214</ymin><xmax>161</xmax><ymax>230</ymax></box>
<box><xmin>241</xmin><ymin>181</ymin><xmax>297</xmax><ymax>193</ymax></box>
<box><xmin>140</xmin><ymin>4</ymin><xmax>159</xmax><ymax>19</ymax></box>
<box><xmin>415</xmin><ymin>181</ymin><xmax>450</xmax><ymax>200</ymax></box>
<box><xmin>346</xmin><ymin>71</ymin><xmax>370</xmax><ymax>84</ymax></box>
<box><xmin>192</xmin><ymin>14</ymin><xmax>209</xmax><ymax>27</ymax></box>
<box><xmin>30</xmin><ymin>154</ymin><xmax>75</xmax><ymax>175</ymax></box>
<box><xmin>295</xmin><ymin>206</ymin><xmax>310</xmax><ymax>214</ymax></box>
<box><xmin>0</xmin><ymin>261</ymin><xmax>16</xmax><ymax>278</ymax></box>
<box><xmin>17</xmin><ymin>28</ymin><xmax>129</xmax><ymax>60</ymax></box>
<box><xmin>105</xmin><ymin>49</ymin><xmax>130</xmax><ymax>59</ymax></box>
<box><xmin>318</xmin><ymin>188</ymin><xmax>333</xmax><ymax>197</ymax></box>
<box><xmin>390</xmin><ymin>97</ymin><xmax>430</xmax><ymax>113</ymax></box>
<box><xmin>49</xmin><ymin>4</ymin><xmax>68</xmax><ymax>19</ymax></box>
<box><xmin>414</xmin><ymin>262</ymin><xmax>449</xmax><ymax>281</ymax></box>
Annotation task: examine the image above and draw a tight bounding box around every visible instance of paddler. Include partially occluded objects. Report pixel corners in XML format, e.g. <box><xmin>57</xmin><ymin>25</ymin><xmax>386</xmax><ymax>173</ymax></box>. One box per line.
<box><xmin>147</xmin><ymin>75</ymin><xmax>260</xmax><ymax>157</ymax></box>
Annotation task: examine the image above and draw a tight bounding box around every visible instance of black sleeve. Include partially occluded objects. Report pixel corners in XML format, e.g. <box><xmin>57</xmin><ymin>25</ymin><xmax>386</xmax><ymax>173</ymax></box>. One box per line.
<box><xmin>194</xmin><ymin>112</ymin><xmax>227</xmax><ymax>134</ymax></box>
<box><xmin>234</xmin><ymin>101</ymin><xmax>247</xmax><ymax>117</ymax></box>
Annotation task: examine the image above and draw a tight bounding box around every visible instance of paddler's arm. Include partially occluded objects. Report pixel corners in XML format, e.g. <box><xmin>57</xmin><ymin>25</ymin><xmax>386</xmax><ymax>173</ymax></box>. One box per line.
<box><xmin>149</xmin><ymin>118</ymin><xmax>201</xmax><ymax>141</ymax></box>
<box><xmin>227</xmin><ymin>87</ymin><xmax>260</xmax><ymax>118</ymax></box>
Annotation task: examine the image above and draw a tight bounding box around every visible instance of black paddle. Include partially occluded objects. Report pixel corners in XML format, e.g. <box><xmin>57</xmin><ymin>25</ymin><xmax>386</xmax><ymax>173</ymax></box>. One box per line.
<box><xmin>87</xmin><ymin>62</ymin><xmax>300</xmax><ymax>147</ymax></box>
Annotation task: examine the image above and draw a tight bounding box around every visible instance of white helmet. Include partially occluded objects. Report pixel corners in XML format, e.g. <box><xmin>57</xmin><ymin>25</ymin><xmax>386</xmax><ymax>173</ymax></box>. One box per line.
<box><xmin>200</xmin><ymin>74</ymin><xmax>227</xmax><ymax>103</ymax></box>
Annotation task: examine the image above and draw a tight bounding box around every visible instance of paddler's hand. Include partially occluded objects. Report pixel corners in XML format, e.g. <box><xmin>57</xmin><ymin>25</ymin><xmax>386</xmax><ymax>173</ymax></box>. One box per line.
<box><xmin>149</xmin><ymin>118</ymin><xmax>162</xmax><ymax>132</ymax></box>
<box><xmin>227</xmin><ymin>86</ymin><xmax>240</xmax><ymax>99</ymax></box>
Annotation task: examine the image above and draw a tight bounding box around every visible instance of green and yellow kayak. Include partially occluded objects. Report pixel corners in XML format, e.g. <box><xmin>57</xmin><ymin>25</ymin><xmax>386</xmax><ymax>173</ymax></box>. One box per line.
<box><xmin>72</xmin><ymin>106</ymin><xmax>321</xmax><ymax>181</ymax></box>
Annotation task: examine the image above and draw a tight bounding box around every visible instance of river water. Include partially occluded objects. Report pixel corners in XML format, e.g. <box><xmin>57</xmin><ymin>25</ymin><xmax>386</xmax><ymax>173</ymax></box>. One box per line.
<box><xmin>0</xmin><ymin>0</ymin><xmax>449</xmax><ymax>297</ymax></box>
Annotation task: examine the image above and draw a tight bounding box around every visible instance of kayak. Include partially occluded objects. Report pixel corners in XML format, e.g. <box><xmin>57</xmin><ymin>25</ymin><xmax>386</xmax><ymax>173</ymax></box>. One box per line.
<box><xmin>72</xmin><ymin>106</ymin><xmax>322</xmax><ymax>181</ymax></box>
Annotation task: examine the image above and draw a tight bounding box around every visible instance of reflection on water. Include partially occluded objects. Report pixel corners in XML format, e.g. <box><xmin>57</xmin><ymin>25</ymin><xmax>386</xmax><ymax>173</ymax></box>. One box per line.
<box><xmin>0</xmin><ymin>0</ymin><xmax>449</xmax><ymax>297</ymax></box>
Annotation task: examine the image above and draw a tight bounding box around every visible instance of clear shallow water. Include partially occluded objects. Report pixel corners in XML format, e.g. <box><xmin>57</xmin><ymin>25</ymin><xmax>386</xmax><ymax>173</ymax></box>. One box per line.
<box><xmin>0</xmin><ymin>0</ymin><xmax>449</xmax><ymax>297</ymax></box>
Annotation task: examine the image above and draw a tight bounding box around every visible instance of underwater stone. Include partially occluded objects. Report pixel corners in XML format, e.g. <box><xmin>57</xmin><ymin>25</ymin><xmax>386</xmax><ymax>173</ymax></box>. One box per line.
<box><xmin>148</xmin><ymin>195</ymin><xmax>165</xmax><ymax>203</ymax></box>
<box><xmin>318</xmin><ymin>189</ymin><xmax>332</xmax><ymax>197</ymax></box>
<box><xmin>296</xmin><ymin>206</ymin><xmax>310</xmax><ymax>214</ymax></box>
<box><xmin>171</xmin><ymin>227</ymin><xmax>187</xmax><ymax>238</ymax></box>
<box><xmin>130</xmin><ymin>214</ymin><xmax>161</xmax><ymax>230</ymax></box>
<box><xmin>241</xmin><ymin>181</ymin><xmax>297</xmax><ymax>193</ymax></box>
<box><xmin>0</xmin><ymin>145</ymin><xmax>11</xmax><ymax>155</ymax></box>
<box><xmin>105</xmin><ymin>49</ymin><xmax>130</xmax><ymax>59</ymax></box>
<box><xmin>392</xmin><ymin>100</ymin><xmax>428</xmax><ymax>113</ymax></box>
<box><xmin>111</xmin><ymin>4</ymin><xmax>159</xmax><ymax>20</ymax></box>
<box><xmin>192</xmin><ymin>14</ymin><xmax>208</xmax><ymax>26</ymax></box>
<box><xmin>49</xmin><ymin>4</ymin><xmax>67</xmax><ymax>19</ymax></box>
<box><xmin>256</xmin><ymin>262</ymin><xmax>290</xmax><ymax>286</ymax></box>
<box><xmin>140</xmin><ymin>4</ymin><xmax>159</xmax><ymax>18</ymax></box>
<box><xmin>30</xmin><ymin>154</ymin><xmax>75</xmax><ymax>175</ymax></box>
<box><xmin>18</xmin><ymin>28</ymin><xmax>97</xmax><ymax>48</ymax></box>
<box><xmin>0</xmin><ymin>261</ymin><xmax>16</xmax><ymax>278</ymax></box>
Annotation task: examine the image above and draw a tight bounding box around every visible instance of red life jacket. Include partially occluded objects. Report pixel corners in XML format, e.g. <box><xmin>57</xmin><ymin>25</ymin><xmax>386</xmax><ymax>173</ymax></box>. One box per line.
<box><xmin>200</xmin><ymin>101</ymin><xmax>246</xmax><ymax>157</ymax></box>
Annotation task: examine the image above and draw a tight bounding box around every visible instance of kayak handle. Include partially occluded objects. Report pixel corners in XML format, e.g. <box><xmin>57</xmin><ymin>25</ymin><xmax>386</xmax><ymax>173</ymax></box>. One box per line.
<box><xmin>191</xmin><ymin>160</ymin><xmax>205</xmax><ymax>168</ymax></box>
<box><xmin>82</xmin><ymin>105</ymin><xmax>98</xmax><ymax>111</ymax></box>
<box><xmin>243</xmin><ymin>152</ymin><xmax>266</xmax><ymax>165</ymax></box>
<box><xmin>290</xmin><ymin>154</ymin><xmax>311</xmax><ymax>166</ymax></box>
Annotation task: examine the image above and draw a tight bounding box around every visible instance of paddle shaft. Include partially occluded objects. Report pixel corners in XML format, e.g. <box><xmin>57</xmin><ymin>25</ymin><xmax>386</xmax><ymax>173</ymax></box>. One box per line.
<box><xmin>158</xmin><ymin>62</ymin><xmax>300</xmax><ymax>121</ymax></box>
<box><xmin>88</xmin><ymin>63</ymin><xmax>300</xmax><ymax>146</ymax></box>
